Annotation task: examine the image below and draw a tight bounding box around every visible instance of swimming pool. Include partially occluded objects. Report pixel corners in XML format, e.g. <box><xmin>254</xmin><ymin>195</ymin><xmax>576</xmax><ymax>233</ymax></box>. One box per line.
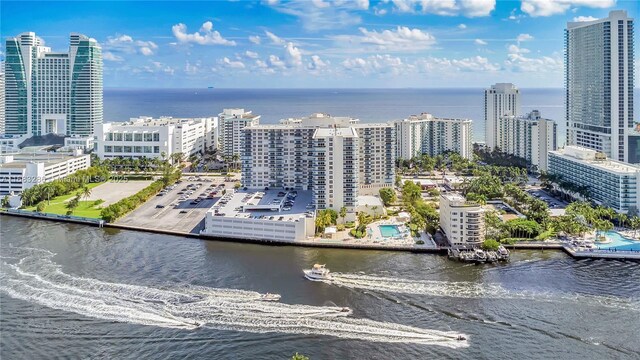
<box><xmin>379</xmin><ymin>225</ymin><xmax>401</xmax><ymax>238</ymax></box>
<box><xmin>598</xmin><ymin>231</ymin><xmax>640</xmax><ymax>251</ymax></box>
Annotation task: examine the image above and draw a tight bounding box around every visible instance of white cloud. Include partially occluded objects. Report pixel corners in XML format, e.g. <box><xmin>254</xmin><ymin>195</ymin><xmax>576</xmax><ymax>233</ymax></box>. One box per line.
<box><xmin>265</xmin><ymin>0</ymin><xmax>363</xmax><ymax>31</ymax></box>
<box><xmin>307</xmin><ymin>55</ymin><xmax>329</xmax><ymax>71</ymax></box>
<box><xmin>333</xmin><ymin>26</ymin><xmax>436</xmax><ymax>52</ymax></box>
<box><xmin>520</xmin><ymin>0</ymin><xmax>615</xmax><ymax>17</ymax></box>
<box><xmin>342</xmin><ymin>54</ymin><xmax>407</xmax><ymax>75</ymax></box>
<box><xmin>415</xmin><ymin>56</ymin><xmax>500</xmax><ymax>72</ymax></box>
<box><xmin>184</xmin><ymin>60</ymin><xmax>200</xmax><ymax>75</ymax></box>
<box><xmin>474</xmin><ymin>39</ymin><xmax>488</xmax><ymax>45</ymax></box>
<box><xmin>268</xmin><ymin>55</ymin><xmax>287</xmax><ymax>69</ymax></box>
<box><xmin>221</xmin><ymin>57</ymin><xmax>246</xmax><ymax>69</ymax></box>
<box><xmin>244</xmin><ymin>50</ymin><xmax>259</xmax><ymax>59</ymax></box>
<box><xmin>249</xmin><ymin>35</ymin><xmax>261</xmax><ymax>44</ymax></box>
<box><xmin>105</xmin><ymin>34</ymin><xmax>158</xmax><ymax>56</ymax></box>
<box><xmin>458</xmin><ymin>23</ymin><xmax>467</xmax><ymax>29</ymax></box>
<box><xmin>265</xmin><ymin>31</ymin><xmax>286</xmax><ymax>45</ymax></box>
<box><xmin>516</xmin><ymin>33</ymin><xmax>534</xmax><ymax>42</ymax></box>
<box><xmin>172</xmin><ymin>21</ymin><xmax>236</xmax><ymax>46</ymax></box>
<box><xmin>103</xmin><ymin>51</ymin><xmax>124</xmax><ymax>62</ymax></box>
<box><xmin>508</xmin><ymin>44</ymin><xmax>530</xmax><ymax>54</ymax></box>
<box><xmin>505</xmin><ymin>52</ymin><xmax>563</xmax><ymax>72</ymax></box>
<box><xmin>573</xmin><ymin>15</ymin><xmax>598</xmax><ymax>22</ymax></box>
<box><xmin>284</xmin><ymin>42</ymin><xmax>303</xmax><ymax>67</ymax></box>
<box><xmin>390</xmin><ymin>0</ymin><xmax>496</xmax><ymax>17</ymax></box>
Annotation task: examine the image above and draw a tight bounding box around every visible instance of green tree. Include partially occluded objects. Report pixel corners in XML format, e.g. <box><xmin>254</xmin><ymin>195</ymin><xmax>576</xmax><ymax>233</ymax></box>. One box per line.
<box><xmin>81</xmin><ymin>185</ymin><xmax>92</xmax><ymax>201</ymax></box>
<box><xmin>379</xmin><ymin>188</ymin><xmax>397</xmax><ymax>206</ymax></box>
<box><xmin>36</xmin><ymin>201</ymin><xmax>47</xmax><ymax>212</ymax></box>
<box><xmin>339</xmin><ymin>206</ymin><xmax>347</xmax><ymax>223</ymax></box>
<box><xmin>291</xmin><ymin>353</ymin><xmax>310</xmax><ymax>360</ymax></box>
<box><xmin>66</xmin><ymin>195</ymin><xmax>80</xmax><ymax>215</ymax></box>
<box><xmin>1</xmin><ymin>195</ymin><xmax>9</xmax><ymax>208</ymax></box>
<box><xmin>401</xmin><ymin>181</ymin><xmax>422</xmax><ymax>205</ymax></box>
<box><xmin>481</xmin><ymin>239</ymin><xmax>501</xmax><ymax>251</ymax></box>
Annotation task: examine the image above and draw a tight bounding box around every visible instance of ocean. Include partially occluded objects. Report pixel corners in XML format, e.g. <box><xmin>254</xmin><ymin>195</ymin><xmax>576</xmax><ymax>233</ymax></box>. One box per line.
<box><xmin>104</xmin><ymin>88</ymin><xmax>573</xmax><ymax>144</ymax></box>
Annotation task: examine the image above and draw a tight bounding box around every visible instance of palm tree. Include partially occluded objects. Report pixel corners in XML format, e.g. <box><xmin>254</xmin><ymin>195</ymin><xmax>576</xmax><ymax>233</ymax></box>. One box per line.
<box><xmin>339</xmin><ymin>206</ymin><xmax>347</xmax><ymax>224</ymax></box>
<box><xmin>81</xmin><ymin>185</ymin><xmax>92</xmax><ymax>201</ymax></box>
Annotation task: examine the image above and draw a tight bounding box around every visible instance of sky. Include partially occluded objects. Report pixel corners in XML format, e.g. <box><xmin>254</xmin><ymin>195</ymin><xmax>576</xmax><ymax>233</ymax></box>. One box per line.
<box><xmin>1</xmin><ymin>0</ymin><xmax>638</xmax><ymax>88</ymax></box>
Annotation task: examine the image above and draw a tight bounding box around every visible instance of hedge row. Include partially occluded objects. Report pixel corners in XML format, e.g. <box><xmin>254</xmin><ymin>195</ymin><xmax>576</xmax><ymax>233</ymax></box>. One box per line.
<box><xmin>100</xmin><ymin>172</ymin><xmax>180</xmax><ymax>222</ymax></box>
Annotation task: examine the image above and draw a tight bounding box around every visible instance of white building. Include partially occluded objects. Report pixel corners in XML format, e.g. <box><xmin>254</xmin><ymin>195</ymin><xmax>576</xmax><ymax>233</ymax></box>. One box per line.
<box><xmin>484</xmin><ymin>83</ymin><xmax>520</xmax><ymax>150</ymax></box>
<box><xmin>439</xmin><ymin>193</ymin><xmax>485</xmax><ymax>247</ymax></box>
<box><xmin>498</xmin><ymin>110</ymin><xmax>558</xmax><ymax>172</ymax></box>
<box><xmin>395</xmin><ymin>113</ymin><xmax>473</xmax><ymax>160</ymax></box>
<box><xmin>241</xmin><ymin>113</ymin><xmax>395</xmax><ymax>214</ymax></box>
<box><xmin>549</xmin><ymin>145</ymin><xmax>640</xmax><ymax>213</ymax></box>
<box><xmin>64</xmin><ymin>136</ymin><xmax>94</xmax><ymax>152</ymax></box>
<box><xmin>95</xmin><ymin>116</ymin><xmax>218</xmax><ymax>160</ymax></box>
<box><xmin>4</xmin><ymin>32</ymin><xmax>102</xmax><ymax>138</ymax></box>
<box><xmin>0</xmin><ymin>150</ymin><xmax>90</xmax><ymax>195</ymax></box>
<box><xmin>201</xmin><ymin>189</ymin><xmax>316</xmax><ymax>242</ymax></box>
<box><xmin>566</xmin><ymin>11</ymin><xmax>634</xmax><ymax>162</ymax></box>
<box><xmin>219</xmin><ymin>108</ymin><xmax>260</xmax><ymax>159</ymax></box>
<box><xmin>0</xmin><ymin>70</ymin><xmax>5</xmax><ymax>134</ymax></box>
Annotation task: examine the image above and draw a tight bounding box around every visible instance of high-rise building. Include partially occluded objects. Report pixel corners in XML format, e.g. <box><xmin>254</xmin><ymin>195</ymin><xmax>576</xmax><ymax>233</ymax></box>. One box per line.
<box><xmin>498</xmin><ymin>110</ymin><xmax>558</xmax><ymax>171</ymax></box>
<box><xmin>484</xmin><ymin>83</ymin><xmax>520</xmax><ymax>150</ymax></box>
<box><xmin>219</xmin><ymin>108</ymin><xmax>260</xmax><ymax>159</ymax></box>
<box><xmin>394</xmin><ymin>113</ymin><xmax>473</xmax><ymax>160</ymax></box>
<box><xmin>241</xmin><ymin>113</ymin><xmax>395</xmax><ymax>213</ymax></box>
<box><xmin>4</xmin><ymin>32</ymin><xmax>102</xmax><ymax>138</ymax></box>
<box><xmin>565</xmin><ymin>10</ymin><xmax>634</xmax><ymax>162</ymax></box>
<box><xmin>0</xmin><ymin>70</ymin><xmax>5</xmax><ymax>134</ymax></box>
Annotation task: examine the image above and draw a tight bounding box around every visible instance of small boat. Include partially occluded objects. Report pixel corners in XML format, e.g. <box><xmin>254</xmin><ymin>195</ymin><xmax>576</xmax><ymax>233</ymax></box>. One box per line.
<box><xmin>474</xmin><ymin>249</ymin><xmax>487</xmax><ymax>262</ymax></box>
<box><xmin>259</xmin><ymin>292</ymin><xmax>281</xmax><ymax>302</ymax></box>
<box><xmin>303</xmin><ymin>264</ymin><xmax>332</xmax><ymax>281</ymax></box>
<box><xmin>456</xmin><ymin>335</ymin><xmax>467</xmax><ymax>341</ymax></box>
<box><xmin>340</xmin><ymin>307</ymin><xmax>350</xmax><ymax>313</ymax></box>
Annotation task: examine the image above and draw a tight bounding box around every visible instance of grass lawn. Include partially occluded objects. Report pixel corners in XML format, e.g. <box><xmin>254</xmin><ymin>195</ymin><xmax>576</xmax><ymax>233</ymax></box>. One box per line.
<box><xmin>25</xmin><ymin>182</ymin><xmax>105</xmax><ymax>219</ymax></box>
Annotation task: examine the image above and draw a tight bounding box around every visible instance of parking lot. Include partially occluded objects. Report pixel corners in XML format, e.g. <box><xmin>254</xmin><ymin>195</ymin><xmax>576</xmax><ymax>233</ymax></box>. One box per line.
<box><xmin>116</xmin><ymin>176</ymin><xmax>235</xmax><ymax>233</ymax></box>
<box><xmin>527</xmin><ymin>188</ymin><xmax>568</xmax><ymax>215</ymax></box>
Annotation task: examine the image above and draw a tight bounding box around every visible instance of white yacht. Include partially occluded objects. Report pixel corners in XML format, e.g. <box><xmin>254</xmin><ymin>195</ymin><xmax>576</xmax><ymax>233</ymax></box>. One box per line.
<box><xmin>259</xmin><ymin>293</ymin><xmax>281</xmax><ymax>302</ymax></box>
<box><xmin>303</xmin><ymin>264</ymin><xmax>332</xmax><ymax>281</ymax></box>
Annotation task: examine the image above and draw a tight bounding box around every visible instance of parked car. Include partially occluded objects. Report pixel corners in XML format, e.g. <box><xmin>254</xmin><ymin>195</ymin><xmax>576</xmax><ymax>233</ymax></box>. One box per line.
<box><xmin>180</xmin><ymin>210</ymin><xmax>188</xmax><ymax>214</ymax></box>
<box><xmin>156</xmin><ymin>204</ymin><xmax>165</xmax><ymax>208</ymax></box>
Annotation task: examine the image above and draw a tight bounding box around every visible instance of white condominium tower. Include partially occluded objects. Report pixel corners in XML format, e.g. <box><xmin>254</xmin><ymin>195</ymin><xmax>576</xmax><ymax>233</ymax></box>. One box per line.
<box><xmin>566</xmin><ymin>10</ymin><xmax>634</xmax><ymax>162</ymax></box>
<box><xmin>3</xmin><ymin>32</ymin><xmax>103</xmax><ymax>137</ymax></box>
<box><xmin>498</xmin><ymin>110</ymin><xmax>558</xmax><ymax>171</ymax></box>
<box><xmin>395</xmin><ymin>113</ymin><xmax>473</xmax><ymax>160</ymax></box>
<box><xmin>0</xmin><ymin>70</ymin><xmax>4</xmax><ymax>134</ymax></box>
<box><xmin>219</xmin><ymin>108</ymin><xmax>260</xmax><ymax>159</ymax></box>
<box><xmin>484</xmin><ymin>83</ymin><xmax>520</xmax><ymax>150</ymax></box>
<box><xmin>241</xmin><ymin>113</ymin><xmax>395</xmax><ymax>212</ymax></box>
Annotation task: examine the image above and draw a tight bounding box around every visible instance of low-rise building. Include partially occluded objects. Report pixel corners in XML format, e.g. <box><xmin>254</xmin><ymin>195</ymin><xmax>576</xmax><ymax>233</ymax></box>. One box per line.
<box><xmin>497</xmin><ymin>110</ymin><xmax>557</xmax><ymax>171</ymax></box>
<box><xmin>95</xmin><ymin>116</ymin><xmax>218</xmax><ymax>160</ymax></box>
<box><xmin>395</xmin><ymin>113</ymin><xmax>473</xmax><ymax>161</ymax></box>
<box><xmin>64</xmin><ymin>136</ymin><xmax>94</xmax><ymax>152</ymax></box>
<box><xmin>0</xmin><ymin>150</ymin><xmax>90</xmax><ymax>195</ymax></box>
<box><xmin>439</xmin><ymin>193</ymin><xmax>485</xmax><ymax>247</ymax></box>
<box><xmin>548</xmin><ymin>145</ymin><xmax>640</xmax><ymax>213</ymax></box>
<box><xmin>201</xmin><ymin>189</ymin><xmax>316</xmax><ymax>242</ymax></box>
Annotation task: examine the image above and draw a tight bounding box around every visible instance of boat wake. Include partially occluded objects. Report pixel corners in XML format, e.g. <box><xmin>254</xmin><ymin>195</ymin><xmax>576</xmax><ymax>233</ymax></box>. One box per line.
<box><xmin>327</xmin><ymin>273</ymin><xmax>640</xmax><ymax>311</ymax></box>
<box><xmin>0</xmin><ymin>246</ymin><xmax>467</xmax><ymax>347</ymax></box>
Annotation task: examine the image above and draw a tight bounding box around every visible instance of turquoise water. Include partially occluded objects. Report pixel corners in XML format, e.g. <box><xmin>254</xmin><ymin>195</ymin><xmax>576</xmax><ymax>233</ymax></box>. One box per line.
<box><xmin>599</xmin><ymin>231</ymin><xmax>640</xmax><ymax>251</ymax></box>
<box><xmin>379</xmin><ymin>225</ymin><xmax>401</xmax><ymax>238</ymax></box>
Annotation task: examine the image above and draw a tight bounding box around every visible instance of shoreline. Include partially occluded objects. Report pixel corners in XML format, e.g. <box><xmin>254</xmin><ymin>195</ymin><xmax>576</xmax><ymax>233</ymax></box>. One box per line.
<box><xmin>2</xmin><ymin>210</ymin><xmax>639</xmax><ymax>260</ymax></box>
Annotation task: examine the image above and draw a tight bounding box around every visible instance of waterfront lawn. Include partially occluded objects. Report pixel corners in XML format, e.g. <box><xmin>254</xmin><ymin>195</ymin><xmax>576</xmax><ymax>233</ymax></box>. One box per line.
<box><xmin>25</xmin><ymin>182</ymin><xmax>104</xmax><ymax>218</ymax></box>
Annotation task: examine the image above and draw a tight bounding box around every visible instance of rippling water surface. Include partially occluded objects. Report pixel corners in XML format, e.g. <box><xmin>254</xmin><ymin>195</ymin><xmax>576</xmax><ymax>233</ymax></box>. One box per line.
<box><xmin>1</xmin><ymin>216</ymin><xmax>639</xmax><ymax>359</ymax></box>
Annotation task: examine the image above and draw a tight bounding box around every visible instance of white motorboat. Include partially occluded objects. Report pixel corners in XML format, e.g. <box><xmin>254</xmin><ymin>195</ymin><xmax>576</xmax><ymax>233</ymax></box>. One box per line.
<box><xmin>259</xmin><ymin>293</ymin><xmax>281</xmax><ymax>302</ymax></box>
<box><xmin>303</xmin><ymin>264</ymin><xmax>332</xmax><ymax>281</ymax></box>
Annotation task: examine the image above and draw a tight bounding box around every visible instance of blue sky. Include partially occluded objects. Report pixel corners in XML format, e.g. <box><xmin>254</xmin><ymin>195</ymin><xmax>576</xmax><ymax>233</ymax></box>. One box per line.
<box><xmin>1</xmin><ymin>0</ymin><xmax>638</xmax><ymax>88</ymax></box>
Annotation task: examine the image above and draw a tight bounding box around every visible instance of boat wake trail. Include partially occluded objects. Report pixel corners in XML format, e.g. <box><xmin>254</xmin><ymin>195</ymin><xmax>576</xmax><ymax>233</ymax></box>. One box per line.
<box><xmin>0</xmin><ymin>247</ymin><xmax>467</xmax><ymax>347</ymax></box>
<box><xmin>328</xmin><ymin>273</ymin><xmax>640</xmax><ymax>311</ymax></box>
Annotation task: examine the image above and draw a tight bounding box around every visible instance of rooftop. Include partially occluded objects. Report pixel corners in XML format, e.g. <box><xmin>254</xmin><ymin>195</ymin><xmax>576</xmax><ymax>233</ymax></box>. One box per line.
<box><xmin>550</xmin><ymin>146</ymin><xmax>640</xmax><ymax>175</ymax></box>
<box><xmin>207</xmin><ymin>189</ymin><xmax>315</xmax><ymax>222</ymax></box>
<box><xmin>0</xmin><ymin>152</ymin><xmax>88</xmax><ymax>169</ymax></box>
